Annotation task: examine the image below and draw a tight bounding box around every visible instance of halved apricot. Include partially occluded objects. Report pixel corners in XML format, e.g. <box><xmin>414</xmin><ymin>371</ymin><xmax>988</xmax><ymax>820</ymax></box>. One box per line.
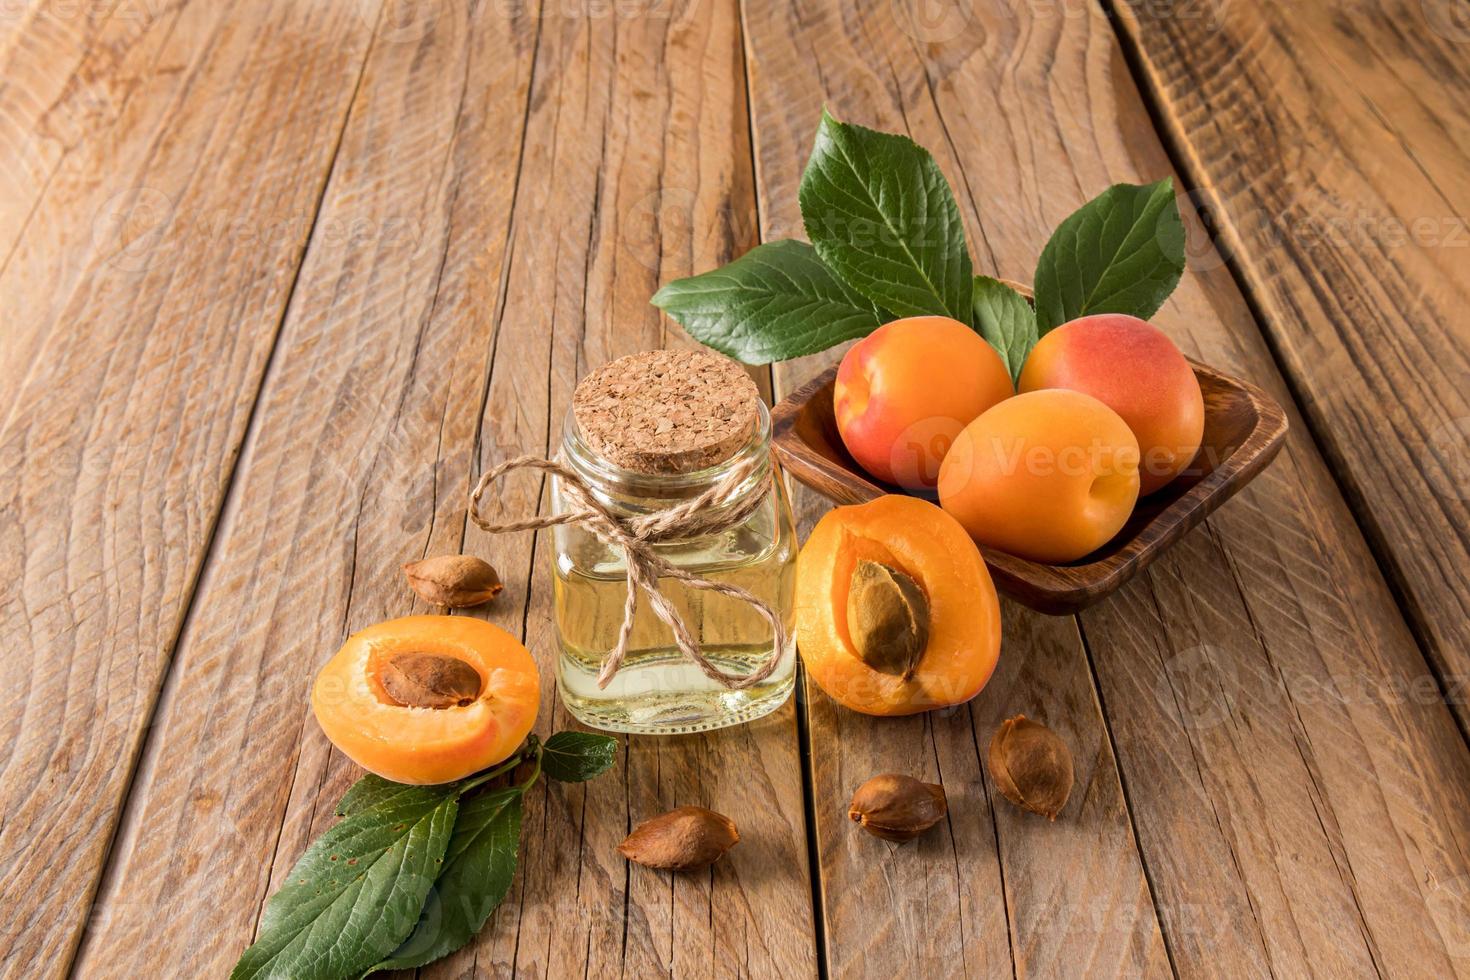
<box><xmin>796</xmin><ymin>495</ymin><xmax>1001</xmax><ymax>715</ymax></box>
<box><xmin>311</xmin><ymin>615</ymin><xmax>540</xmax><ymax>785</ymax></box>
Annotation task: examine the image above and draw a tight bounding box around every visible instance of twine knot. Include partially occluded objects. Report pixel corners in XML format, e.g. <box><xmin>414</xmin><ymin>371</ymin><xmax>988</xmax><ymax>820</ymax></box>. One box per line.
<box><xmin>468</xmin><ymin>454</ymin><xmax>789</xmax><ymax>690</ymax></box>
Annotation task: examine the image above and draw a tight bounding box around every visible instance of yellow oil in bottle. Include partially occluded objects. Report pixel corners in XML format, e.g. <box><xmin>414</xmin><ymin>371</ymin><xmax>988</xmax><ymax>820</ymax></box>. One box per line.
<box><xmin>548</xmin><ymin>350</ymin><xmax>798</xmax><ymax>734</ymax></box>
<box><xmin>553</xmin><ymin>512</ymin><xmax>797</xmax><ymax>734</ymax></box>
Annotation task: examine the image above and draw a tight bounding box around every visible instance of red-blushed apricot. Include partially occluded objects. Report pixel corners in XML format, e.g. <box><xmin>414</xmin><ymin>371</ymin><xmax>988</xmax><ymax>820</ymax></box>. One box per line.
<box><xmin>1019</xmin><ymin>314</ymin><xmax>1204</xmax><ymax>495</ymax></box>
<box><xmin>938</xmin><ymin>389</ymin><xmax>1140</xmax><ymax>563</ymax></box>
<box><xmin>796</xmin><ymin>495</ymin><xmax>1001</xmax><ymax>715</ymax></box>
<box><xmin>311</xmin><ymin>615</ymin><xmax>540</xmax><ymax>785</ymax></box>
<box><xmin>835</xmin><ymin>317</ymin><xmax>1013</xmax><ymax>490</ymax></box>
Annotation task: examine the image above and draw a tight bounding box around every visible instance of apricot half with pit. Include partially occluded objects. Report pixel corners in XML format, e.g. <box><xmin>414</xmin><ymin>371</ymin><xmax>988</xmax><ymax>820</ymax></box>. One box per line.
<box><xmin>796</xmin><ymin>495</ymin><xmax>1001</xmax><ymax>715</ymax></box>
<box><xmin>311</xmin><ymin>615</ymin><xmax>540</xmax><ymax>785</ymax></box>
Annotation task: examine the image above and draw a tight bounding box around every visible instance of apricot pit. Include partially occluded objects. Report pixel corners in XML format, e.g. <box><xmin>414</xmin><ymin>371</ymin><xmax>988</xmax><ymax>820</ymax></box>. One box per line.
<box><xmin>380</xmin><ymin>652</ymin><xmax>483</xmax><ymax>709</ymax></box>
<box><xmin>846</xmin><ymin>560</ymin><xmax>930</xmax><ymax>680</ymax></box>
<box><xmin>848</xmin><ymin>773</ymin><xmax>947</xmax><ymax>842</ymax></box>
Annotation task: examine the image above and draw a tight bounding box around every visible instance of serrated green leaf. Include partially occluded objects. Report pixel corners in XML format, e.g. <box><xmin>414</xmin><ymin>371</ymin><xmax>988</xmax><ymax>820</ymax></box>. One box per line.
<box><xmin>334</xmin><ymin>745</ymin><xmax>533</xmax><ymax>818</ymax></box>
<box><xmin>652</xmin><ymin>239</ymin><xmax>883</xmax><ymax>364</ymax></box>
<box><xmin>541</xmin><ymin>731</ymin><xmax>619</xmax><ymax>782</ymax></box>
<box><xmin>798</xmin><ymin>110</ymin><xmax>972</xmax><ymax>320</ymax></box>
<box><xmin>231</xmin><ymin>789</ymin><xmax>459</xmax><ymax>980</ymax></box>
<box><xmin>971</xmin><ymin>276</ymin><xmax>1036</xmax><ymax>383</ymax></box>
<box><xmin>368</xmin><ymin>788</ymin><xmax>525</xmax><ymax>973</ymax></box>
<box><xmin>335</xmin><ymin>775</ymin><xmax>425</xmax><ymax>818</ymax></box>
<box><xmin>1032</xmin><ymin>178</ymin><xmax>1185</xmax><ymax>333</ymax></box>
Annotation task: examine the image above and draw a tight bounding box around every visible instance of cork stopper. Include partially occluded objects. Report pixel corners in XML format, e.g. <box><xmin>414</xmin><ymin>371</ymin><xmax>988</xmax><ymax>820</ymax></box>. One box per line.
<box><xmin>571</xmin><ymin>349</ymin><xmax>761</xmax><ymax>475</ymax></box>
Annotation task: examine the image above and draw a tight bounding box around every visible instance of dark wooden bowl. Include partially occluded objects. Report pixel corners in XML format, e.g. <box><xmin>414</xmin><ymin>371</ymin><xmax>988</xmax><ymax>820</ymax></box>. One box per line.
<box><xmin>772</xmin><ymin>360</ymin><xmax>1288</xmax><ymax>614</ymax></box>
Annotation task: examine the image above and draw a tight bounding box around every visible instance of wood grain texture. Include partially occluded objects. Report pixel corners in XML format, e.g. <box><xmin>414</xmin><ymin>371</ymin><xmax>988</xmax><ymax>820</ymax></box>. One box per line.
<box><xmin>72</xmin><ymin>0</ymin><xmax>536</xmax><ymax>972</ymax></box>
<box><xmin>74</xmin><ymin>0</ymin><xmax>815</xmax><ymax>977</ymax></box>
<box><xmin>737</xmin><ymin>0</ymin><xmax>1470</xmax><ymax>975</ymax></box>
<box><xmin>7</xmin><ymin>1</ymin><xmax>1466</xmax><ymax>978</ymax></box>
<box><xmin>740</xmin><ymin>2</ymin><xmax>1171</xmax><ymax>977</ymax></box>
<box><xmin>1111</xmin><ymin>0</ymin><xmax>1470</xmax><ymax>728</ymax></box>
<box><xmin>0</xmin><ymin>0</ymin><xmax>171</xmax><ymax>259</ymax></box>
<box><xmin>453</xmin><ymin>0</ymin><xmax>811</xmax><ymax>975</ymax></box>
<box><xmin>0</xmin><ymin>1</ymin><xmax>378</xmax><ymax>973</ymax></box>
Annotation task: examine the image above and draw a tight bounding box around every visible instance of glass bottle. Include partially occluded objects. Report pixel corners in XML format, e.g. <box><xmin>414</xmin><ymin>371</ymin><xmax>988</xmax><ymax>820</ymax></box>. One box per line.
<box><xmin>551</xmin><ymin>352</ymin><xmax>798</xmax><ymax>734</ymax></box>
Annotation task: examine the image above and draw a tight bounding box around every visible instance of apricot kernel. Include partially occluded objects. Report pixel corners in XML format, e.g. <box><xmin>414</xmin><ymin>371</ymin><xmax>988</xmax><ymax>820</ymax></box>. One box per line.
<box><xmin>846</xmin><ymin>560</ymin><xmax>930</xmax><ymax>680</ymax></box>
<box><xmin>403</xmin><ymin>555</ymin><xmax>503</xmax><ymax>608</ymax></box>
<box><xmin>618</xmin><ymin>806</ymin><xmax>739</xmax><ymax>871</ymax></box>
<box><xmin>848</xmin><ymin>773</ymin><xmax>947</xmax><ymax>842</ymax></box>
<box><xmin>380</xmin><ymin>652</ymin><xmax>483</xmax><ymax>709</ymax></box>
<box><xmin>987</xmin><ymin>715</ymin><xmax>1073</xmax><ymax>820</ymax></box>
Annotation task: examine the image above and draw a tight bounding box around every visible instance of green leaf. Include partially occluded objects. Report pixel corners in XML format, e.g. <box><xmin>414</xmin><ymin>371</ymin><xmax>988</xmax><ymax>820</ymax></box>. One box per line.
<box><xmin>335</xmin><ymin>775</ymin><xmax>425</xmax><ymax>818</ymax></box>
<box><xmin>334</xmin><ymin>745</ymin><xmax>533</xmax><ymax>818</ymax></box>
<box><xmin>541</xmin><ymin>731</ymin><xmax>619</xmax><ymax>782</ymax></box>
<box><xmin>231</xmin><ymin>788</ymin><xmax>459</xmax><ymax>980</ymax></box>
<box><xmin>369</xmin><ymin>788</ymin><xmax>525</xmax><ymax>972</ymax></box>
<box><xmin>651</xmin><ymin>239</ymin><xmax>883</xmax><ymax>364</ymax></box>
<box><xmin>971</xmin><ymin>277</ymin><xmax>1037</xmax><ymax>383</ymax></box>
<box><xmin>798</xmin><ymin>110</ymin><xmax>972</xmax><ymax>321</ymax></box>
<box><xmin>1032</xmin><ymin>178</ymin><xmax>1185</xmax><ymax>334</ymax></box>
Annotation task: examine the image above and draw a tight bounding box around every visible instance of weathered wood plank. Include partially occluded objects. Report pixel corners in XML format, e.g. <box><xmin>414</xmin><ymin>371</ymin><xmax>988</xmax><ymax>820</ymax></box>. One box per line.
<box><xmin>739</xmin><ymin>0</ymin><xmax>1470</xmax><ymax>976</ymax></box>
<box><xmin>0</xmin><ymin>0</ymin><xmax>181</xmax><ymax>240</ymax></box>
<box><xmin>0</xmin><ymin>2</ymin><xmax>378</xmax><ymax>973</ymax></box>
<box><xmin>739</xmin><ymin>2</ymin><xmax>1172</xmax><ymax>977</ymax></box>
<box><xmin>68</xmin><ymin>1</ymin><xmax>539</xmax><ymax>974</ymax></box>
<box><xmin>1111</xmin><ymin>0</ymin><xmax>1470</xmax><ymax>731</ymax></box>
<box><xmin>455</xmin><ymin>1</ymin><xmax>812</xmax><ymax>975</ymax></box>
<box><xmin>74</xmin><ymin>0</ymin><xmax>816</xmax><ymax>977</ymax></box>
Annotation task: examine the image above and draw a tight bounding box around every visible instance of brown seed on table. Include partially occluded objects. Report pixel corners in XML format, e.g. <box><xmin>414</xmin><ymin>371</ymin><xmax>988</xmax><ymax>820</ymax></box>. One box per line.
<box><xmin>848</xmin><ymin>773</ymin><xmax>947</xmax><ymax>842</ymax></box>
<box><xmin>403</xmin><ymin>554</ymin><xmax>503</xmax><ymax>608</ymax></box>
<box><xmin>987</xmin><ymin>715</ymin><xmax>1074</xmax><ymax>820</ymax></box>
<box><xmin>618</xmin><ymin>806</ymin><xmax>739</xmax><ymax>870</ymax></box>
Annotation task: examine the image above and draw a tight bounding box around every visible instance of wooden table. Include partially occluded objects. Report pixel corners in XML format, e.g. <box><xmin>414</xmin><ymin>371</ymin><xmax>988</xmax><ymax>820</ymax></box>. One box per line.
<box><xmin>4</xmin><ymin>0</ymin><xmax>1468</xmax><ymax>976</ymax></box>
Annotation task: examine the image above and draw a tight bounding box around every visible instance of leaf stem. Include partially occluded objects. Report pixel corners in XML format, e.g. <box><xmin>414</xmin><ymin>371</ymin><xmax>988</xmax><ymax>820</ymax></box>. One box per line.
<box><xmin>513</xmin><ymin>743</ymin><xmax>543</xmax><ymax>792</ymax></box>
<box><xmin>456</xmin><ymin>738</ymin><xmax>542</xmax><ymax>797</ymax></box>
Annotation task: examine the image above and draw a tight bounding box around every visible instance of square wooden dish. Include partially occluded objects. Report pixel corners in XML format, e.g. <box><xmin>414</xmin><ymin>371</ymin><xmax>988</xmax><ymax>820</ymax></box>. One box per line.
<box><xmin>772</xmin><ymin>360</ymin><xmax>1289</xmax><ymax>614</ymax></box>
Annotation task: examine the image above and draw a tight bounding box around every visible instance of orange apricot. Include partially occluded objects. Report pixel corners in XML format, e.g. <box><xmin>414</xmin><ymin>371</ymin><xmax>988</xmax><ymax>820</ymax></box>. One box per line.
<box><xmin>796</xmin><ymin>495</ymin><xmax>1001</xmax><ymax>715</ymax></box>
<box><xmin>311</xmin><ymin>615</ymin><xmax>540</xmax><ymax>785</ymax></box>
<box><xmin>938</xmin><ymin>389</ymin><xmax>1140</xmax><ymax>564</ymax></box>
<box><xmin>835</xmin><ymin>317</ymin><xmax>1013</xmax><ymax>490</ymax></box>
<box><xmin>1019</xmin><ymin>314</ymin><xmax>1203</xmax><ymax>495</ymax></box>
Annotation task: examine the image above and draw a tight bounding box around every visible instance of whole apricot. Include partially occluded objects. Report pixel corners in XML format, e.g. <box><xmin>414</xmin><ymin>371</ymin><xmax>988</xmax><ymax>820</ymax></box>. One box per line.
<box><xmin>937</xmin><ymin>389</ymin><xmax>1140</xmax><ymax>564</ymax></box>
<box><xmin>1019</xmin><ymin>314</ymin><xmax>1203</xmax><ymax>495</ymax></box>
<box><xmin>834</xmin><ymin>317</ymin><xmax>1013</xmax><ymax>490</ymax></box>
<box><xmin>311</xmin><ymin>615</ymin><xmax>540</xmax><ymax>785</ymax></box>
<box><xmin>795</xmin><ymin>495</ymin><xmax>1001</xmax><ymax>715</ymax></box>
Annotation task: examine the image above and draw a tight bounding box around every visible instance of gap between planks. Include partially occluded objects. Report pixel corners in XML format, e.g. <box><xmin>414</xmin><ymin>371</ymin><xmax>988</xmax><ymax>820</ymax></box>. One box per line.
<box><xmin>1094</xmin><ymin>0</ymin><xmax>1470</xmax><ymax>756</ymax></box>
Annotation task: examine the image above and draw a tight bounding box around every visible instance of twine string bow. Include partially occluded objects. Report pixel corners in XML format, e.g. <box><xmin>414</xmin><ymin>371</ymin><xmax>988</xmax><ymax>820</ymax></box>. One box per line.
<box><xmin>468</xmin><ymin>454</ymin><xmax>789</xmax><ymax>690</ymax></box>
